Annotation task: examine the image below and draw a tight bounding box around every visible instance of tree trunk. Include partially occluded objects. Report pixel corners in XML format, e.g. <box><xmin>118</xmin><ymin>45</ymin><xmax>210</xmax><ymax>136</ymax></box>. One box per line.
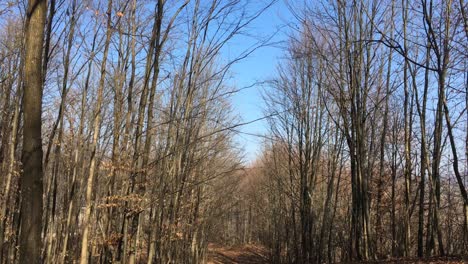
<box><xmin>79</xmin><ymin>1</ymin><xmax>113</xmax><ymax>263</ymax></box>
<box><xmin>20</xmin><ymin>0</ymin><xmax>47</xmax><ymax>263</ymax></box>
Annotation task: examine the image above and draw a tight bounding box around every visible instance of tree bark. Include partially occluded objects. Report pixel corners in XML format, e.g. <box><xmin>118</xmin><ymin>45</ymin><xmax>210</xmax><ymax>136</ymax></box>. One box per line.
<box><xmin>20</xmin><ymin>0</ymin><xmax>47</xmax><ymax>263</ymax></box>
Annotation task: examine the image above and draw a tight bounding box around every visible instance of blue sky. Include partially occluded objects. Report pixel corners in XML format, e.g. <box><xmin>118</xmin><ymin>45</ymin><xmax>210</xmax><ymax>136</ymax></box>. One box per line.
<box><xmin>225</xmin><ymin>1</ymin><xmax>294</xmax><ymax>163</ymax></box>
<box><xmin>0</xmin><ymin>0</ymin><xmax>291</xmax><ymax>164</ymax></box>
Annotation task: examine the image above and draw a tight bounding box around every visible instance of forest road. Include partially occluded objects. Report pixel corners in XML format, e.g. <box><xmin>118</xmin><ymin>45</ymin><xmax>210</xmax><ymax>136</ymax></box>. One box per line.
<box><xmin>207</xmin><ymin>244</ymin><xmax>270</xmax><ymax>264</ymax></box>
<box><xmin>206</xmin><ymin>247</ymin><xmax>467</xmax><ymax>264</ymax></box>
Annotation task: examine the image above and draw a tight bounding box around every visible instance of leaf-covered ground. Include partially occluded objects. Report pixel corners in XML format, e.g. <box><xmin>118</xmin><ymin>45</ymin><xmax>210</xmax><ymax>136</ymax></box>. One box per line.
<box><xmin>207</xmin><ymin>244</ymin><xmax>466</xmax><ymax>264</ymax></box>
<box><xmin>343</xmin><ymin>257</ymin><xmax>467</xmax><ymax>264</ymax></box>
<box><xmin>207</xmin><ymin>244</ymin><xmax>269</xmax><ymax>264</ymax></box>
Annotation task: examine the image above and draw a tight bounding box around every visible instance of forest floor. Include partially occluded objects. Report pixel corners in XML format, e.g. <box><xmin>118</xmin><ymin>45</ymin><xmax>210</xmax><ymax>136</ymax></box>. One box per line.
<box><xmin>344</xmin><ymin>257</ymin><xmax>467</xmax><ymax>264</ymax></box>
<box><xmin>207</xmin><ymin>243</ymin><xmax>269</xmax><ymax>264</ymax></box>
<box><xmin>207</xmin><ymin>244</ymin><xmax>466</xmax><ymax>264</ymax></box>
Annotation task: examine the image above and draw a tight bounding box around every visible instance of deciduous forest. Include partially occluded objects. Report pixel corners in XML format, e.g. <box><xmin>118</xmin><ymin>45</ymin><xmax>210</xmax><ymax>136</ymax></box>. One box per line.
<box><xmin>0</xmin><ymin>0</ymin><xmax>467</xmax><ymax>263</ymax></box>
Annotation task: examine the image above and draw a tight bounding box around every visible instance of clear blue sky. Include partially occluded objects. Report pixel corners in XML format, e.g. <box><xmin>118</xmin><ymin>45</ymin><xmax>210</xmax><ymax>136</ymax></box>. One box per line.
<box><xmin>224</xmin><ymin>1</ymin><xmax>294</xmax><ymax>163</ymax></box>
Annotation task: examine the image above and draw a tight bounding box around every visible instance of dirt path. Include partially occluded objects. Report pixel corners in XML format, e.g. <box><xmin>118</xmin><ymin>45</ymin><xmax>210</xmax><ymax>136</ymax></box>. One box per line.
<box><xmin>207</xmin><ymin>245</ymin><xmax>466</xmax><ymax>264</ymax></box>
<box><xmin>207</xmin><ymin>244</ymin><xmax>269</xmax><ymax>264</ymax></box>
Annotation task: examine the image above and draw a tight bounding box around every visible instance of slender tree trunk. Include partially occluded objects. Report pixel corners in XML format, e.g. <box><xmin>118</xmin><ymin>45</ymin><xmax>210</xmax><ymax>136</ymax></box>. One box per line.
<box><xmin>61</xmin><ymin>21</ymin><xmax>97</xmax><ymax>263</ymax></box>
<box><xmin>376</xmin><ymin>27</ymin><xmax>392</xmax><ymax>257</ymax></box>
<box><xmin>402</xmin><ymin>0</ymin><xmax>412</xmax><ymax>256</ymax></box>
<box><xmin>414</xmin><ymin>34</ymin><xmax>431</xmax><ymax>257</ymax></box>
<box><xmin>0</xmin><ymin>87</ymin><xmax>21</xmax><ymax>263</ymax></box>
<box><xmin>391</xmin><ymin>119</ymin><xmax>398</xmax><ymax>257</ymax></box>
<box><xmin>79</xmin><ymin>1</ymin><xmax>113</xmax><ymax>263</ymax></box>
